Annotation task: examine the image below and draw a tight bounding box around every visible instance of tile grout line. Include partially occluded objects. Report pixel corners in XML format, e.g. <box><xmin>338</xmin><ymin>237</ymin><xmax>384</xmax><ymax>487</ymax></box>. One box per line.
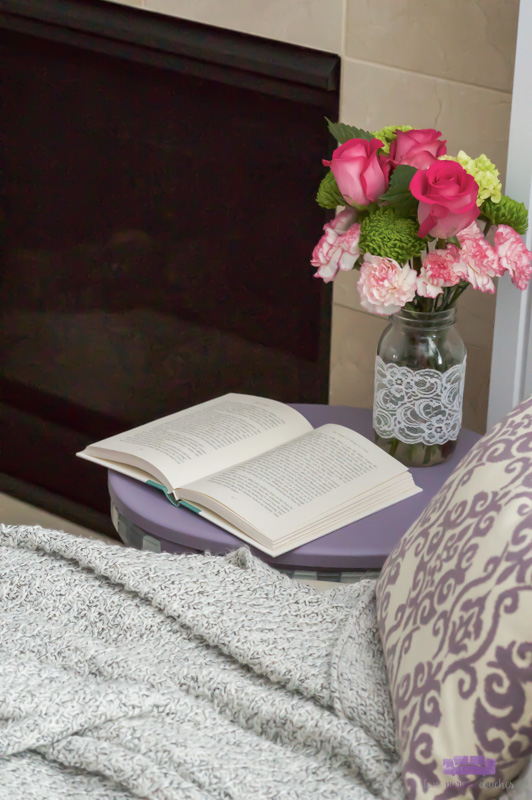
<box><xmin>341</xmin><ymin>55</ymin><xmax>512</xmax><ymax>96</ymax></box>
<box><xmin>340</xmin><ymin>0</ymin><xmax>348</xmax><ymax>60</ymax></box>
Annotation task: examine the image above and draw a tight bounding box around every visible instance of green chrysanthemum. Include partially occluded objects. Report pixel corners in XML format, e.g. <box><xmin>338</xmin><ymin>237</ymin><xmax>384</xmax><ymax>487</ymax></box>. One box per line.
<box><xmin>359</xmin><ymin>207</ymin><xmax>427</xmax><ymax>263</ymax></box>
<box><xmin>481</xmin><ymin>195</ymin><xmax>529</xmax><ymax>235</ymax></box>
<box><xmin>442</xmin><ymin>150</ymin><xmax>502</xmax><ymax>204</ymax></box>
<box><xmin>316</xmin><ymin>170</ymin><xmax>345</xmax><ymax>209</ymax></box>
<box><xmin>370</xmin><ymin>125</ymin><xmax>413</xmax><ymax>154</ymax></box>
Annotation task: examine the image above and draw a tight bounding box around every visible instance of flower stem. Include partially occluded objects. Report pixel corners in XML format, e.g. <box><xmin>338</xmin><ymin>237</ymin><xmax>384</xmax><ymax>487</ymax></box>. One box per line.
<box><xmin>442</xmin><ymin>281</ymin><xmax>469</xmax><ymax>309</ymax></box>
<box><xmin>423</xmin><ymin>444</ymin><xmax>433</xmax><ymax>465</ymax></box>
<box><xmin>388</xmin><ymin>437</ymin><xmax>400</xmax><ymax>457</ymax></box>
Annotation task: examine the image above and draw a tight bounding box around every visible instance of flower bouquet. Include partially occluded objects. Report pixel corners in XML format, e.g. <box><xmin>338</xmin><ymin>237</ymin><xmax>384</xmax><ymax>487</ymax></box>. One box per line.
<box><xmin>311</xmin><ymin>121</ymin><xmax>532</xmax><ymax>466</ymax></box>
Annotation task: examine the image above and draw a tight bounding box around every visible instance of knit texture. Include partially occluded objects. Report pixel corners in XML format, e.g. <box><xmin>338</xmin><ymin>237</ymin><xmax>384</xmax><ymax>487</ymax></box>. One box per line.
<box><xmin>0</xmin><ymin>525</ymin><xmax>403</xmax><ymax>800</ymax></box>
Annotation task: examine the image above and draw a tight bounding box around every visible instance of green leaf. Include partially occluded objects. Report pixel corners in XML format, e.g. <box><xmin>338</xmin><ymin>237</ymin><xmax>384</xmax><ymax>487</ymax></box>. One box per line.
<box><xmin>447</xmin><ymin>235</ymin><xmax>462</xmax><ymax>248</ymax></box>
<box><xmin>379</xmin><ymin>165</ymin><xmax>418</xmax><ymax>218</ymax></box>
<box><xmin>316</xmin><ymin>170</ymin><xmax>346</xmax><ymax>209</ymax></box>
<box><xmin>351</xmin><ymin>200</ymin><xmax>378</xmax><ymax>214</ymax></box>
<box><xmin>325</xmin><ymin>117</ymin><xmax>373</xmax><ymax>144</ymax></box>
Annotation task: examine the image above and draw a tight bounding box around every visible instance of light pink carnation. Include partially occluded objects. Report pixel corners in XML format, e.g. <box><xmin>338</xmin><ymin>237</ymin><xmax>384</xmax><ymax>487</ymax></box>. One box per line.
<box><xmin>311</xmin><ymin>224</ymin><xmax>340</xmax><ymax>282</ymax></box>
<box><xmin>458</xmin><ymin>220</ymin><xmax>502</xmax><ymax>274</ymax></box>
<box><xmin>452</xmin><ymin>222</ymin><xmax>499</xmax><ymax>292</ymax></box>
<box><xmin>458</xmin><ymin>220</ymin><xmax>484</xmax><ymax>240</ymax></box>
<box><xmin>454</xmin><ymin>240</ymin><xmax>496</xmax><ymax>292</ymax></box>
<box><xmin>311</xmin><ymin>210</ymin><xmax>361</xmax><ymax>283</ymax></box>
<box><xmin>336</xmin><ymin>224</ymin><xmax>362</xmax><ymax>270</ymax></box>
<box><xmin>416</xmin><ymin>277</ymin><xmax>443</xmax><ymax>298</ymax></box>
<box><xmin>417</xmin><ymin>246</ymin><xmax>462</xmax><ymax>297</ymax></box>
<box><xmin>357</xmin><ymin>254</ymin><xmax>417</xmax><ymax>315</ymax></box>
<box><xmin>329</xmin><ymin>208</ymin><xmax>357</xmax><ymax>234</ymax></box>
<box><xmin>493</xmin><ymin>224</ymin><xmax>532</xmax><ymax>290</ymax></box>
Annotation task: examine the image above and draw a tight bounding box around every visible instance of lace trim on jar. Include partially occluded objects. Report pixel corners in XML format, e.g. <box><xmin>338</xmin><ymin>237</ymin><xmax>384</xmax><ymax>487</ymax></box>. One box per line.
<box><xmin>373</xmin><ymin>355</ymin><xmax>466</xmax><ymax>446</ymax></box>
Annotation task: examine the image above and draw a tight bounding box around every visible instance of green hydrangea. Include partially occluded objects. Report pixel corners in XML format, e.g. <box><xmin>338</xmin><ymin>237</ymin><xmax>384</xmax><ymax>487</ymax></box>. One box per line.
<box><xmin>370</xmin><ymin>125</ymin><xmax>413</xmax><ymax>154</ymax></box>
<box><xmin>481</xmin><ymin>195</ymin><xmax>529</xmax><ymax>235</ymax></box>
<box><xmin>359</xmin><ymin>207</ymin><xmax>427</xmax><ymax>263</ymax></box>
<box><xmin>442</xmin><ymin>150</ymin><xmax>502</xmax><ymax>204</ymax></box>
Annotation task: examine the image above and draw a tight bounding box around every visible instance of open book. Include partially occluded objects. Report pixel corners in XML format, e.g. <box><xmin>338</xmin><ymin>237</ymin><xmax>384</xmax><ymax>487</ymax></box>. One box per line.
<box><xmin>77</xmin><ymin>393</ymin><xmax>421</xmax><ymax>557</ymax></box>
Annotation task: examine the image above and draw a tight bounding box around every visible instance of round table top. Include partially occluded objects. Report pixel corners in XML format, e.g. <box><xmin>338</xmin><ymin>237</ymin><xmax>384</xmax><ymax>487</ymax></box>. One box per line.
<box><xmin>108</xmin><ymin>405</ymin><xmax>481</xmax><ymax>569</ymax></box>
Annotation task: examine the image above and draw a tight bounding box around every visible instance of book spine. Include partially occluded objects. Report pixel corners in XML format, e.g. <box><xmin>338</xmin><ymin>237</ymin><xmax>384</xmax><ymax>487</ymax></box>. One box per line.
<box><xmin>146</xmin><ymin>480</ymin><xmax>180</xmax><ymax>507</ymax></box>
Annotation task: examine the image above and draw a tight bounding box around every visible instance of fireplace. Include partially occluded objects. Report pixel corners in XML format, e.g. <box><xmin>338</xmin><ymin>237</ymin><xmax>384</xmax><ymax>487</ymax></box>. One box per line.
<box><xmin>0</xmin><ymin>0</ymin><xmax>339</xmax><ymax>533</ymax></box>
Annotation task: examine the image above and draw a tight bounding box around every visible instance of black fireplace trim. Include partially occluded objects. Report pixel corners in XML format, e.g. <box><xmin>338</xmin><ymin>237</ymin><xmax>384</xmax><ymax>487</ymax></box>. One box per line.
<box><xmin>0</xmin><ymin>0</ymin><xmax>340</xmax><ymax>107</ymax></box>
<box><xmin>0</xmin><ymin>471</ymin><xmax>118</xmax><ymax>540</ymax></box>
<box><xmin>1</xmin><ymin>378</ymin><xmax>124</xmax><ymax>440</ymax></box>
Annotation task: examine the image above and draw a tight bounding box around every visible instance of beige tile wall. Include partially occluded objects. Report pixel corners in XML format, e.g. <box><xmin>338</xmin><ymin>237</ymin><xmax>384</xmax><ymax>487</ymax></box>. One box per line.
<box><xmin>104</xmin><ymin>0</ymin><xmax>344</xmax><ymax>53</ymax></box>
<box><xmin>344</xmin><ymin>0</ymin><xmax>518</xmax><ymax>92</ymax></box>
<box><xmin>335</xmin><ymin>0</ymin><xmax>520</xmax><ymax>433</ymax></box>
<box><xmin>105</xmin><ymin>0</ymin><xmax>145</xmax><ymax>8</ymax></box>
<box><xmin>102</xmin><ymin>0</ymin><xmax>519</xmax><ymax>432</ymax></box>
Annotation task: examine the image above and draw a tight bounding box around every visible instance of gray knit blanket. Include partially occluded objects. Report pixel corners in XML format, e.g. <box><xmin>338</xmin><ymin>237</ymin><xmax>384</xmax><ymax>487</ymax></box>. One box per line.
<box><xmin>0</xmin><ymin>525</ymin><xmax>404</xmax><ymax>800</ymax></box>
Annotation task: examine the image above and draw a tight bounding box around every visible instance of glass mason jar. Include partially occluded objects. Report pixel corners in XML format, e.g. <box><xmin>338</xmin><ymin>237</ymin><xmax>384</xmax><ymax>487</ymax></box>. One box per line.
<box><xmin>373</xmin><ymin>308</ymin><xmax>466</xmax><ymax>467</ymax></box>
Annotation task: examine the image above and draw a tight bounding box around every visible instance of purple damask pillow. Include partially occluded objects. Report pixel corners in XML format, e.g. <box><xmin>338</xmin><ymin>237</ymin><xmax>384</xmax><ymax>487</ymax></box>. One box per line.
<box><xmin>376</xmin><ymin>396</ymin><xmax>532</xmax><ymax>800</ymax></box>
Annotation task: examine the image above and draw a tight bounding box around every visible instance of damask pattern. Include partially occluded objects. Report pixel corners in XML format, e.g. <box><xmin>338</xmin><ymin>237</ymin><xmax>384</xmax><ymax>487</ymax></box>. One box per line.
<box><xmin>376</xmin><ymin>395</ymin><xmax>532</xmax><ymax>800</ymax></box>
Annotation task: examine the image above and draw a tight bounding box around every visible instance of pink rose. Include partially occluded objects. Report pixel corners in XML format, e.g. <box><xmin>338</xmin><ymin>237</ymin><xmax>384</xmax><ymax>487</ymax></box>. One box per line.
<box><xmin>493</xmin><ymin>224</ymin><xmax>532</xmax><ymax>290</ymax></box>
<box><xmin>311</xmin><ymin>210</ymin><xmax>361</xmax><ymax>283</ymax></box>
<box><xmin>323</xmin><ymin>138</ymin><xmax>389</xmax><ymax>207</ymax></box>
<box><xmin>389</xmin><ymin>128</ymin><xmax>447</xmax><ymax>170</ymax></box>
<box><xmin>417</xmin><ymin>246</ymin><xmax>462</xmax><ymax>297</ymax></box>
<box><xmin>357</xmin><ymin>254</ymin><xmax>417</xmax><ymax>315</ymax></box>
<box><xmin>410</xmin><ymin>160</ymin><xmax>480</xmax><ymax>238</ymax></box>
<box><xmin>451</xmin><ymin>223</ymin><xmax>499</xmax><ymax>292</ymax></box>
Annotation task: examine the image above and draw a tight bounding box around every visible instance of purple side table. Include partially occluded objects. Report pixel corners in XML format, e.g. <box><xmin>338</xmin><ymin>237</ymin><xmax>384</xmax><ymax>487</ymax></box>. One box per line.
<box><xmin>108</xmin><ymin>405</ymin><xmax>481</xmax><ymax>572</ymax></box>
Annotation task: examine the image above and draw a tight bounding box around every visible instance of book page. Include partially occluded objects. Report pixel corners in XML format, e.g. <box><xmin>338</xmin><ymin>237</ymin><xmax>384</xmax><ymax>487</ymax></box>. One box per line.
<box><xmin>180</xmin><ymin>423</ymin><xmax>414</xmax><ymax>541</ymax></box>
<box><xmin>186</xmin><ymin>473</ymin><xmax>420</xmax><ymax>557</ymax></box>
<box><xmin>79</xmin><ymin>394</ymin><xmax>312</xmax><ymax>491</ymax></box>
<box><xmin>281</xmin><ymin>476</ymin><xmax>420</xmax><ymax>543</ymax></box>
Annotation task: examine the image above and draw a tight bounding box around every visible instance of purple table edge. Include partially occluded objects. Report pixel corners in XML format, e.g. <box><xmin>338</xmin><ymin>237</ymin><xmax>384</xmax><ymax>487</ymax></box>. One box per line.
<box><xmin>108</xmin><ymin>405</ymin><xmax>481</xmax><ymax>570</ymax></box>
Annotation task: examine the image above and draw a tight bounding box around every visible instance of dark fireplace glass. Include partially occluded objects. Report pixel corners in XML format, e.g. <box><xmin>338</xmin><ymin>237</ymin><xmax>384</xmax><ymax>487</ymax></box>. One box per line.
<box><xmin>0</xmin><ymin>13</ymin><xmax>337</xmax><ymax>524</ymax></box>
